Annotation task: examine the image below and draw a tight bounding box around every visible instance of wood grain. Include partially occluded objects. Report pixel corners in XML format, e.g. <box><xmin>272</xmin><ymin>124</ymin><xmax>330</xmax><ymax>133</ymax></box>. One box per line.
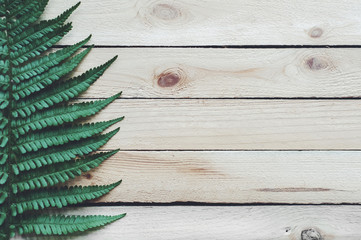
<box><xmin>13</xmin><ymin>206</ymin><xmax>361</xmax><ymax>239</ymax></box>
<box><xmin>70</xmin><ymin>151</ymin><xmax>361</xmax><ymax>203</ymax></box>
<box><xmin>17</xmin><ymin>1</ymin><xmax>361</xmax><ymax>238</ymax></box>
<box><xmin>90</xmin><ymin>99</ymin><xmax>361</xmax><ymax>150</ymax></box>
<box><xmin>69</xmin><ymin>48</ymin><xmax>361</xmax><ymax>98</ymax></box>
<box><xmin>44</xmin><ymin>0</ymin><xmax>361</xmax><ymax>46</ymax></box>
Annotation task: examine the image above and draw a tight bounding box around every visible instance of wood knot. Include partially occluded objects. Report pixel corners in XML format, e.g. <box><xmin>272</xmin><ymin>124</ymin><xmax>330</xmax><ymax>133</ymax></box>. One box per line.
<box><xmin>152</xmin><ymin>3</ymin><xmax>181</xmax><ymax>20</ymax></box>
<box><xmin>305</xmin><ymin>57</ymin><xmax>328</xmax><ymax>71</ymax></box>
<box><xmin>85</xmin><ymin>173</ymin><xmax>92</xmax><ymax>179</ymax></box>
<box><xmin>309</xmin><ymin>27</ymin><xmax>323</xmax><ymax>38</ymax></box>
<box><xmin>301</xmin><ymin>229</ymin><xmax>322</xmax><ymax>240</ymax></box>
<box><xmin>157</xmin><ymin>68</ymin><xmax>185</xmax><ymax>88</ymax></box>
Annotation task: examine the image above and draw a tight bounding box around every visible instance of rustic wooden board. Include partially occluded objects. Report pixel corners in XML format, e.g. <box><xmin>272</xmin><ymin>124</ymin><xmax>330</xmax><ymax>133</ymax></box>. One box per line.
<box><xmin>71</xmin><ymin>48</ymin><xmax>361</xmax><ymax>98</ymax></box>
<box><xmin>13</xmin><ymin>1</ymin><xmax>361</xmax><ymax>239</ymax></box>
<box><xmin>70</xmin><ymin>151</ymin><xmax>361</xmax><ymax>204</ymax></box>
<box><xmin>13</xmin><ymin>206</ymin><xmax>361</xmax><ymax>239</ymax></box>
<box><xmin>92</xmin><ymin>99</ymin><xmax>361</xmax><ymax>150</ymax></box>
<box><xmin>44</xmin><ymin>0</ymin><xmax>361</xmax><ymax>46</ymax></box>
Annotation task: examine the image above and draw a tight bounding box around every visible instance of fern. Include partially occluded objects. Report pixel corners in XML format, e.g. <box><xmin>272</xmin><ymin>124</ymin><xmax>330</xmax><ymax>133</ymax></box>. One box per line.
<box><xmin>0</xmin><ymin>0</ymin><xmax>125</xmax><ymax>239</ymax></box>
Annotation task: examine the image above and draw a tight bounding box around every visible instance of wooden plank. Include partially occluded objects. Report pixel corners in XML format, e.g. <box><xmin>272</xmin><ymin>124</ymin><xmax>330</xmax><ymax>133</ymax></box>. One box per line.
<box><xmin>13</xmin><ymin>206</ymin><xmax>361</xmax><ymax>239</ymax></box>
<box><xmin>94</xmin><ymin>99</ymin><xmax>361</xmax><ymax>150</ymax></box>
<box><xmin>71</xmin><ymin>151</ymin><xmax>361</xmax><ymax>204</ymax></box>
<box><xmin>72</xmin><ymin>48</ymin><xmax>361</xmax><ymax>98</ymax></box>
<box><xmin>44</xmin><ymin>0</ymin><xmax>361</xmax><ymax>46</ymax></box>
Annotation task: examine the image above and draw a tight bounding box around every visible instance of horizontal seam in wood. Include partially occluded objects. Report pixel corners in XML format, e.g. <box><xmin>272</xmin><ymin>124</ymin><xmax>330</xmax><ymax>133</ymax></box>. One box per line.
<box><xmin>54</xmin><ymin>45</ymin><xmax>361</xmax><ymax>49</ymax></box>
<box><xmin>99</xmin><ymin>149</ymin><xmax>361</xmax><ymax>152</ymax></box>
<box><xmin>75</xmin><ymin>202</ymin><xmax>361</xmax><ymax>207</ymax></box>
<box><xmin>77</xmin><ymin>97</ymin><xmax>361</xmax><ymax>100</ymax></box>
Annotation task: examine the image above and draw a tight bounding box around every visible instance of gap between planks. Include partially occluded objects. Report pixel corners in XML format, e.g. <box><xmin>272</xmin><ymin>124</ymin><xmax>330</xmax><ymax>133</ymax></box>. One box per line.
<box><xmin>68</xmin><ymin>151</ymin><xmax>361</xmax><ymax>204</ymax></box>
<box><xmin>43</xmin><ymin>0</ymin><xmax>361</xmax><ymax>46</ymax></box>
<box><xmin>13</xmin><ymin>206</ymin><xmax>361</xmax><ymax>239</ymax></box>
<box><xmin>54</xmin><ymin>44</ymin><xmax>361</xmax><ymax>48</ymax></box>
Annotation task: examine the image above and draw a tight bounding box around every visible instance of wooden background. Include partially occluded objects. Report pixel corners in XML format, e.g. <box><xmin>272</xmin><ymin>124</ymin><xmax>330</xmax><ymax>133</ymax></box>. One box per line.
<box><xmin>25</xmin><ymin>0</ymin><xmax>361</xmax><ymax>239</ymax></box>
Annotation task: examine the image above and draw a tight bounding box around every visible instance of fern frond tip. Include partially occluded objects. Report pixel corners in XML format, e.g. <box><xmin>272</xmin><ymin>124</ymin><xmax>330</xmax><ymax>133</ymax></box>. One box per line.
<box><xmin>114</xmin><ymin>213</ymin><xmax>126</xmax><ymax>220</ymax></box>
<box><xmin>112</xmin><ymin>180</ymin><xmax>122</xmax><ymax>188</ymax></box>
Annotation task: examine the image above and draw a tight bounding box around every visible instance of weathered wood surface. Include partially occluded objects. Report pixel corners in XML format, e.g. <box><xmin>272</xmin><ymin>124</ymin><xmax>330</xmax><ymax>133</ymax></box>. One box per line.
<box><xmin>93</xmin><ymin>99</ymin><xmax>361</xmax><ymax>150</ymax></box>
<box><xmin>14</xmin><ymin>206</ymin><xmax>361</xmax><ymax>239</ymax></box>
<box><xmin>72</xmin><ymin>48</ymin><xmax>361</xmax><ymax>98</ymax></box>
<box><xmin>44</xmin><ymin>0</ymin><xmax>361</xmax><ymax>46</ymax></box>
<box><xmin>11</xmin><ymin>1</ymin><xmax>361</xmax><ymax>239</ymax></box>
<box><xmin>70</xmin><ymin>151</ymin><xmax>361</xmax><ymax>204</ymax></box>
<box><xmin>42</xmin><ymin>0</ymin><xmax>361</xmax><ymax>212</ymax></box>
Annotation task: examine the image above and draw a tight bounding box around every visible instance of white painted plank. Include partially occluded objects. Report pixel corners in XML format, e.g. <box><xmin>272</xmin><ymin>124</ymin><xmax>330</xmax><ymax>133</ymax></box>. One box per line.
<box><xmin>70</xmin><ymin>151</ymin><xmax>361</xmax><ymax>204</ymax></box>
<box><xmin>91</xmin><ymin>99</ymin><xmax>361</xmax><ymax>150</ymax></box>
<box><xmin>13</xmin><ymin>206</ymin><xmax>361</xmax><ymax>239</ymax></box>
<box><xmin>71</xmin><ymin>48</ymin><xmax>361</xmax><ymax>98</ymax></box>
<box><xmin>43</xmin><ymin>0</ymin><xmax>361</xmax><ymax>46</ymax></box>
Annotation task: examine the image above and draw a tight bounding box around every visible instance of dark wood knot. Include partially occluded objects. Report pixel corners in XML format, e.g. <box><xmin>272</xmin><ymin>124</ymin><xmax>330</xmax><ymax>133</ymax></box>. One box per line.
<box><xmin>85</xmin><ymin>173</ymin><xmax>92</xmax><ymax>179</ymax></box>
<box><xmin>157</xmin><ymin>67</ymin><xmax>185</xmax><ymax>88</ymax></box>
<box><xmin>305</xmin><ymin>57</ymin><xmax>328</xmax><ymax>71</ymax></box>
<box><xmin>301</xmin><ymin>228</ymin><xmax>322</xmax><ymax>240</ymax></box>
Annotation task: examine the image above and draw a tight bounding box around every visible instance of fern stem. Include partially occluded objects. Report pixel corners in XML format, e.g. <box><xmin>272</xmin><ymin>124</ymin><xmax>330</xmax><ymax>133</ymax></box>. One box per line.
<box><xmin>4</xmin><ymin>0</ymin><xmax>15</xmax><ymax>238</ymax></box>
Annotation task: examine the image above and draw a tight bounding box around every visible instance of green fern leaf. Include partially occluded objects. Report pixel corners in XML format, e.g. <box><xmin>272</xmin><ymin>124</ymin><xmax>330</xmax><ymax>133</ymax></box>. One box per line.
<box><xmin>16</xmin><ymin>118</ymin><xmax>123</xmax><ymax>153</ymax></box>
<box><xmin>11</xmin><ymin>23</ymin><xmax>73</xmax><ymax>66</ymax></box>
<box><xmin>13</xmin><ymin>54</ymin><xmax>116</xmax><ymax>115</ymax></box>
<box><xmin>13</xmin><ymin>46</ymin><xmax>93</xmax><ymax>102</ymax></box>
<box><xmin>14</xmin><ymin>93</ymin><xmax>121</xmax><ymax>135</ymax></box>
<box><xmin>14</xmin><ymin>128</ymin><xmax>120</xmax><ymax>174</ymax></box>
<box><xmin>16</xmin><ymin>214</ymin><xmax>126</xmax><ymax>236</ymax></box>
<box><xmin>11</xmin><ymin>3</ymin><xmax>79</xmax><ymax>49</ymax></box>
<box><xmin>7</xmin><ymin>1</ymin><xmax>48</xmax><ymax>36</ymax></box>
<box><xmin>0</xmin><ymin>0</ymin><xmax>125</xmax><ymax>238</ymax></box>
<box><xmin>11</xmin><ymin>181</ymin><xmax>121</xmax><ymax>216</ymax></box>
<box><xmin>13</xmin><ymin>150</ymin><xmax>119</xmax><ymax>192</ymax></box>
<box><xmin>12</xmin><ymin>36</ymin><xmax>91</xmax><ymax>84</ymax></box>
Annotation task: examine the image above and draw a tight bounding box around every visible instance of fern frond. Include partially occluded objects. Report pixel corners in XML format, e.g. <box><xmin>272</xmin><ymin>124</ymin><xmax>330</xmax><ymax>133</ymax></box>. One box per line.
<box><xmin>11</xmin><ymin>23</ymin><xmax>73</xmax><ymax>66</ymax></box>
<box><xmin>7</xmin><ymin>1</ymin><xmax>37</xmax><ymax>18</ymax></box>
<box><xmin>12</xmin><ymin>36</ymin><xmax>91</xmax><ymax>84</ymax></box>
<box><xmin>13</xmin><ymin>47</ymin><xmax>92</xmax><ymax>103</ymax></box>
<box><xmin>0</xmin><ymin>0</ymin><xmax>124</xmax><ymax>238</ymax></box>
<box><xmin>16</xmin><ymin>214</ymin><xmax>126</xmax><ymax>236</ymax></box>
<box><xmin>14</xmin><ymin>93</ymin><xmax>121</xmax><ymax>135</ymax></box>
<box><xmin>12</xmin><ymin>150</ymin><xmax>119</xmax><ymax>192</ymax></box>
<box><xmin>13</xmin><ymin>55</ymin><xmax>116</xmax><ymax>116</ymax></box>
<box><xmin>17</xmin><ymin>117</ymin><xmax>123</xmax><ymax>153</ymax></box>
<box><xmin>13</xmin><ymin>129</ymin><xmax>119</xmax><ymax>174</ymax></box>
<box><xmin>10</xmin><ymin>2</ymin><xmax>79</xmax><ymax>49</ymax></box>
<box><xmin>7</xmin><ymin>1</ymin><xmax>49</xmax><ymax>38</ymax></box>
<box><xmin>11</xmin><ymin>181</ymin><xmax>121</xmax><ymax>216</ymax></box>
